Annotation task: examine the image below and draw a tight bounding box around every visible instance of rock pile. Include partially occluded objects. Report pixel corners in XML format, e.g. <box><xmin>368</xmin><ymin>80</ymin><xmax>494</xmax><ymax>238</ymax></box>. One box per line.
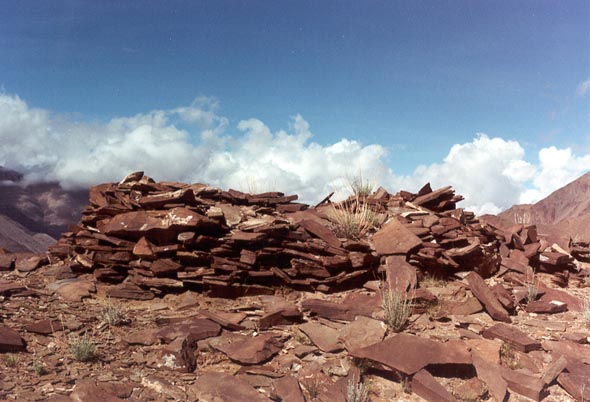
<box><xmin>41</xmin><ymin>172</ymin><xmax>589</xmax><ymax>302</ymax></box>
<box><xmin>2</xmin><ymin>172</ymin><xmax>590</xmax><ymax>401</ymax></box>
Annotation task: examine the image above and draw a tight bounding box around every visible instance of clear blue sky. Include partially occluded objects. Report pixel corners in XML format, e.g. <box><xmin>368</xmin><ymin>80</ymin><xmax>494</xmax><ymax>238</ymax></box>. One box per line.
<box><xmin>1</xmin><ymin>0</ymin><xmax>589</xmax><ymax>175</ymax></box>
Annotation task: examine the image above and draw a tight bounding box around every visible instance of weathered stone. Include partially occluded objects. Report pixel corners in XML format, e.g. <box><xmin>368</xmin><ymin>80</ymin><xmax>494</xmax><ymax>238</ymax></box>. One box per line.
<box><xmin>0</xmin><ymin>325</ymin><xmax>26</xmax><ymax>353</ymax></box>
<box><xmin>298</xmin><ymin>219</ymin><xmax>340</xmax><ymax>248</ymax></box>
<box><xmin>272</xmin><ymin>376</ymin><xmax>305</xmax><ymax>402</ymax></box>
<box><xmin>141</xmin><ymin>375</ymin><xmax>187</xmax><ymax>400</ymax></box>
<box><xmin>132</xmin><ymin>237</ymin><xmax>156</xmax><ymax>259</ymax></box>
<box><xmin>411</xmin><ymin>369</ymin><xmax>456</xmax><ymax>402</ymax></box>
<box><xmin>299</xmin><ymin>322</ymin><xmax>342</xmax><ymax>353</ymax></box>
<box><xmin>0</xmin><ymin>255</ymin><xmax>15</xmax><ymax>271</ymax></box>
<box><xmin>212</xmin><ymin>333</ymin><xmax>283</xmax><ymax>365</ymax></box>
<box><xmin>150</xmin><ymin>258</ymin><xmax>182</xmax><ymax>277</ymax></box>
<box><xmin>97</xmin><ymin>207</ymin><xmax>219</xmax><ymax>241</ymax></box>
<box><xmin>15</xmin><ymin>254</ymin><xmax>46</xmax><ymax>272</ymax></box>
<box><xmin>352</xmin><ymin>333</ymin><xmax>471</xmax><ymax>375</ymax></box>
<box><xmin>541</xmin><ymin>355</ymin><xmax>568</xmax><ymax>385</ymax></box>
<box><xmin>106</xmin><ymin>283</ymin><xmax>155</xmax><ymax>300</ymax></box>
<box><xmin>482</xmin><ymin>323</ymin><xmax>541</xmax><ymax>352</ymax></box>
<box><xmin>501</xmin><ymin>367</ymin><xmax>546</xmax><ymax>401</ymax></box>
<box><xmin>542</xmin><ymin>340</ymin><xmax>590</xmax><ymax>365</ymax></box>
<box><xmin>339</xmin><ymin>316</ymin><xmax>386</xmax><ymax>352</ymax></box>
<box><xmin>440</xmin><ymin>296</ymin><xmax>483</xmax><ymax>316</ymax></box>
<box><xmin>557</xmin><ymin>373</ymin><xmax>590</xmax><ymax>401</ymax></box>
<box><xmin>371</xmin><ymin>218</ymin><xmax>422</xmax><ymax>256</ymax></box>
<box><xmin>301</xmin><ymin>298</ymin><xmax>357</xmax><ymax>321</ymax></box>
<box><xmin>455</xmin><ymin>377</ymin><xmax>486</xmax><ymax>402</ymax></box>
<box><xmin>465</xmin><ymin>272</ymin><xmax>511</xmax><ymax>322</ymax></box>
<box><xmin>55</xmin><ymin>279</ymin><xmax>96</xmax><ymax>302</ymax></box>
<box><xmin>25</xmin><ymin>319</ymin><xmax>66</xmax><ymax>335</ymax></box>
<box><xmin>384</xmin><ymin>255</ymin><xmax>417</xmax><ymax>291</ymax></box>
<box><xmin>471</xmin><ymin>352</ymin><xmax>507</xmax><ymax>402</ymax></box>
<box><xmin>524</xmin><ymin>300</ymin><xmax>568</xmax><ymax>314</ymax></box>
<box><xmin>188</xmin><ymin>372</ymin><xmax>270</xmax><ymax>401</ymax></box>
<box><xmin>70</xmin><ymin>379</ymin><xmax>134</xmax><ymax>402</ymax></box>
<box><xmin>156</xmin><ymin>318</ymin><xmax>221</xmax><ymax>344</ymax></box>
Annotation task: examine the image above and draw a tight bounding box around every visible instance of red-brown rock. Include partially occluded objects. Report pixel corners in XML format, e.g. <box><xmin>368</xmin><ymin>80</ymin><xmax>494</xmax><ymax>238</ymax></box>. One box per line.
<box><xmin>188</xmin><ymin>372</ymin><xmax>269</xmax><ymax>401</ymax></box>
<box><xmin>466</xmin><ymin>272</ymin><xmax>511</xmax><ymax>322</ymax></box>
<box><xmin>371</xmin><ymin>218</ymin><xmax>422</xmax><ymax>256</ymax></box>
<box><xmin>212</xmin><ymin>333</ymin><xmax>283</xmax><ymax>365</ymax></box>
<box><xmin>299</xmin><ymin>322</ymin><xmax>342</xmax><ymax>353</ymax></box>
<box><xmin>273</xmin><ymin>376</ymin><xmax>305</xmax><ymax>402</ymax></box>
<box><xmin>411</xmin><ymin>369</ymin><xmax>456</xmax><ymax>402</ymax></box>
<box><xmin>482</xmin><ymin>323</ymin><xmax>541</xmax><ymax>352</ymax></box>
<box><xmin>0</xmin><ymin>325</ymin><xmax>26</xmax><ymax>352</ymax></box>
<box><xmin>352</xmin><ymin>333</ymin><xmax>471</xmax><ymax>375</ymax></box>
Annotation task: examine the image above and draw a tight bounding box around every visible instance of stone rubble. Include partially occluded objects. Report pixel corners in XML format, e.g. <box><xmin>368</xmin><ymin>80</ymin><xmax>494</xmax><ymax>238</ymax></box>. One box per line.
<box><xmin>0</xmin><ymin>172</ymin><xmax>589</xmax><ymax>401</ymax></box>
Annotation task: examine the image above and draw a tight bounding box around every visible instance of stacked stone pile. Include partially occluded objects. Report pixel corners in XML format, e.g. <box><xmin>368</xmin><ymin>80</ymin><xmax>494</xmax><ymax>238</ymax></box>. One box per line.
<box><xmin>39</xmin><ymin>172</ymin><xmax>588</xmax><ymax>300</ymax></box>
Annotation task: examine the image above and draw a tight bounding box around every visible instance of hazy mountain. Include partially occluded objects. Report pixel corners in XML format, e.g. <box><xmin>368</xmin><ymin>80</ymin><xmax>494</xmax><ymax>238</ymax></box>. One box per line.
<box><xmin>0</xmin><ymin>166</ymin><xmax>87</xmax><ymax>251</ymax></box>
<box><xmin>487</xmin><ymin>172</ymin><xmax>590</xmax><ymax>241</ymax></box>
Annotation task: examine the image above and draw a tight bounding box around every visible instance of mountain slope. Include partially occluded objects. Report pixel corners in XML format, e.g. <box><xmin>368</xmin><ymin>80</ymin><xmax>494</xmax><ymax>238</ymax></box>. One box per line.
<box><xmin>0</xmin><ymin>214</ymin><xmax>56</xmax><ymax>253</ymax></box>
<box><xmin>496</xmin><ymin>172</ymin><xmax>590</xmax><ymax>240</ymax></box>
<box><xmin>499</xmin><ymin>172</ymin><xmax>590</xmax><ymax>225</ymax></box>
<box><xmin>0</xmin><ymin>166</ymin><xmax>87</xmax><ymax>251</ymax></box>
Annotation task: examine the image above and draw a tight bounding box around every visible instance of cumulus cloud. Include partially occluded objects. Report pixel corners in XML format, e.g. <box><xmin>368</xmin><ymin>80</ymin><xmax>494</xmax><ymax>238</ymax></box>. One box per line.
<box><xmin>395</xmin><ymin>134</ymin><xmax>589</xmax><ymax>215</ymax></box>
<box><xmin>1</xmin><ymin>92</ymin><xmax>588</xmax><ymax>214</ymax></box>
<box><xmin>0</xmin><ymin>93</ymin><xmax>395</xmax><ymax>203</ymax></box>
<box><xmin>577</xmin><ymin>79</ymin><xmax>590</xmax><ymax>97</ymax></box>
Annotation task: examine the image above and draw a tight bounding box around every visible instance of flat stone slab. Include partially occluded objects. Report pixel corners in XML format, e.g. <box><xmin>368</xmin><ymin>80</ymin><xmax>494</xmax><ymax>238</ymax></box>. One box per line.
<box><xmin>466</xmin><ymin>272</ymin><xmax>511</xmax><ymax>323</ymax></box>
<box><xmin>411</xmin><ymin>369</ymin><xmax>456</xmax><ymax>402</ymax></box>
<box><xmin>0</xmin><ymin>325</ymin><xmax>26</xmax><ymax>353</ymax></box>
<box><xmin>352</xmin><ymin>333</ymin><xmax>471</xmax><ymax>375</ymax></box>
<box><xmin>542</xmin><ymin>340</ymin><xmax>590</xmax><ymax>365</ymax></box>
<box><xmin>482</xmin><ymin>323</ymin><xmax>541</xmax><ymax>352</ymax></box>
<box><xmin>25</xmin><ymin>319</ymin><xmax>66</xmax><ymax>335</ymax></box>
<box><xmin>272</xmin><ymin>376</ymin><xmax>305</xmax><ymax>402</ymax></box>
<box><xmin>472</xmin><ymin>353</ymin><xmax>507</xmax><ymax>402</ymax></box>
<box><xmin>371</xmin><ymin>218</ymin><xmax>422</xmax><ymax>256</ymax></box>
<box><xmin>299</xmin><ymin>322</ymin><xmax>342</xmax><ymax>353</ymax></box>
<box><xmin>188</xmin><ymin>372</ymin><xmax>268</xmax><ymax>402</ymax></box>
<box><xmin>155</xmin><ymin>318</ymin><xmax>221</xmax><ymax>344</ymax></box>
<box><xmin>524</xmin><ymin>300</ymin><xmax>568</xmax><ymax>314</ymax></box>
<box><xmin>298</xmin><ymin>219</ymin><xmax>340</xmax><ymax>248</ymax></box>
<box><xmin>212</xmin><ymin>333</ymin><xmax>283</xmax><ymax>365</ymax></box>
<box><xmin>384</xmin><ymin>255</ymin><xmax>417</xmax><ymax>291</ymax></box>
<box><xmin>301</xmin><ymin>299</ymin><xmax>357</xmax><ymax>321</ymax></box>
<box><xmin>339</xmin><ymin>316</ymin><xmax>386</xmax><ymax>352</ymax></box>
<box><xmin>501</xmin><ymin>367</ymin><xmax>546</xmax><ymax>401</ymax></box>
<box><xmin>557</xmin><ymin>373</ymin><xmax>590</xmax><ymax>401</ymax></box>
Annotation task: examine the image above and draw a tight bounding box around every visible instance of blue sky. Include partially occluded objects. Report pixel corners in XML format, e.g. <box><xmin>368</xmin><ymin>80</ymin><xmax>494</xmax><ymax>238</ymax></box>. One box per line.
<box><xmin>0</xmin><ymin>1</ymin><xmax>589</xmax><ymax>212</ymax></box>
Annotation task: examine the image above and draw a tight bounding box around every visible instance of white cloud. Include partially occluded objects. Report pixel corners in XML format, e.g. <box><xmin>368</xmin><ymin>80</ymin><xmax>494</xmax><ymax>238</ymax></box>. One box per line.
<box><xmin>0</xmin><ymin>93</ymin><xmax>395</xmax><ymax>203</ymax></box>
<box><xmin>394</xmin><ymin>134</ymin><xmax>589</xmax><ymax>215</ymax></box>
<box><xmin>1</xmin><ymin>92</ymin><xmax>588</xmax><ymax>214</ymax></box>
<box><xmin>577</xmin><ymin>79</ymin><xmax>590</xmax><ymax>97</ymax></box>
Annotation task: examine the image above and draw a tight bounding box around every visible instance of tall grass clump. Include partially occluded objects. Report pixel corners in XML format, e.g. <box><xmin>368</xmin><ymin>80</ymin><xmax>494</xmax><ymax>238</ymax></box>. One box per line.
<box><xmin>70</xmin><ymin>334</ymin><xmax>97</xmax><ymax>362</ymax></box>
<box><xmin>347</xmin><ymin>172</ymin><xmax>375</xmax><ymax>198</ymax></box>
<box><xmin>382</xmin><ymin>285</ymin><xmax>412</xmax><ymax>332</ymax></box>
<box><xmin>329</xmin><ymin>198</ymin><xmax>377</xmax><ymax>239</ymax></box>
<box><xmin>346</xmin><ymin>374</ymin><xmax>370</xmax><ymax>402</ymax></box>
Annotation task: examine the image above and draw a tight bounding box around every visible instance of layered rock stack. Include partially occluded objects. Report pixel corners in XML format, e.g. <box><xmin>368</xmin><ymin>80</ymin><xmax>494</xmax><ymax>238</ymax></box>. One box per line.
<box><xmin>44</xmin><ymin>172</ymin><xmax>587</xmax><ymax>300</ymax></box>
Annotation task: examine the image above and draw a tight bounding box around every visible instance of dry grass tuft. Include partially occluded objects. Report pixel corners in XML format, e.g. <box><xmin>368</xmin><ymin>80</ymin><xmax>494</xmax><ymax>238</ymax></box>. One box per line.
<box><xmin>70</xmin><ymin>333</ymin><xmax>97</xmax><ymax>362</ymax></box>
<box><xmin>346</xmin><ymin>374</ymin><xmax>370</xmax><ymax>402</ymax></box>
<box><xmin>329</xmin><ymin>197</ymin><xmax>378</xmax><ymax>239</ymax></box>
<box><xmin>101</xmin><ymin>298</ymin><xmax>126</xmax><ymax>326</ymax></box>
<box><xmin>382</xmin><ymin>284</ymin><xmax>412</xmax><ymax>332</ymax></box>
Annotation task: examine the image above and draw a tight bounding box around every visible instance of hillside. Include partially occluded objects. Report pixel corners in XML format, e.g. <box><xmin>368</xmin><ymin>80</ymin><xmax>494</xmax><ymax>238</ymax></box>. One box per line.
<box><xmin>0</xmin><ymin>166</ymin><xmax>87</xmax><ymax>250</ymax></box>
<box><xmin>0</xmin><ymin>214</ymin><xmax>56</xmax><ymax>253</ymax></box>
<box><xmin>494</xmin><ymin>172</ymin><xmax>590</xmax><ymax>241</ymax></box>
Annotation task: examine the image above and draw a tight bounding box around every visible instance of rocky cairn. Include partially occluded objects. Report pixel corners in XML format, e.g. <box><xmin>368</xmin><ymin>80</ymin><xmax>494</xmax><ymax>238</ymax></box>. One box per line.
<box><xmin>1</xmin><ymin>171</ymin><xmax>590</xmax><ymax>401</ymax></box>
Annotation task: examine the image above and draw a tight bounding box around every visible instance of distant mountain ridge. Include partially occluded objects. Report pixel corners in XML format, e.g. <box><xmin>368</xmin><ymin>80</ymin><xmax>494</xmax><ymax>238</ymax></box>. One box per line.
<box><xmin>0</xmin><ymin>166</ymin><xmax>87</xmax><ymax>252</ymax></box>
<box><xmin>495</xmin><ymin>172</ymin><xmax>590</xmax><ymax>241</ymax></box>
